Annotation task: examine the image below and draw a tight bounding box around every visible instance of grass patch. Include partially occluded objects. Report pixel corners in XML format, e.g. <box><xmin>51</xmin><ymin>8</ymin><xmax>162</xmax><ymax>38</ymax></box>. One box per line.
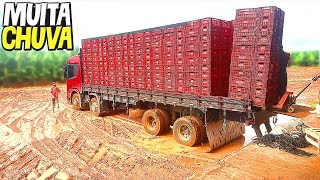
<box><xmin>288</xmin><ymin>79</ymin><xmax>299</xmax><ymax>83</ymax></box>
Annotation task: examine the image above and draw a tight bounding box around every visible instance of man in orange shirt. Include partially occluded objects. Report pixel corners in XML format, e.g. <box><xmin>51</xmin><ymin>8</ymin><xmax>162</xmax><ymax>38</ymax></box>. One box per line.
<box><xmin>51</xmin><ymin>81</ymin><xmax>61</xmax><ymax>112</ymax></box>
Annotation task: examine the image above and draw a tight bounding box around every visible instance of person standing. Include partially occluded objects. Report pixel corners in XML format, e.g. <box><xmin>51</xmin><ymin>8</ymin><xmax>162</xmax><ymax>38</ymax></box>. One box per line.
<box><xmin>51</xmin><ymin>81</ymin><xmax>61</xmax><ymax>112</ymax></box>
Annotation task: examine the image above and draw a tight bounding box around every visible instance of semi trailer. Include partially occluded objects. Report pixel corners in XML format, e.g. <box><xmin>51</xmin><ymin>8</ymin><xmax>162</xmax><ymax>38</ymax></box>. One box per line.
<box><xmin>64</xmin><ymin>6</ymin><xmax>287</xmax><ymax>151</ymax></box>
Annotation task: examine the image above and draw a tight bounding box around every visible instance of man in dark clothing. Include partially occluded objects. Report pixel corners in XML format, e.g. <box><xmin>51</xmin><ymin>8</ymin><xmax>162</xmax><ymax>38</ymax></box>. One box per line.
<box><xmin>51</xmin><ymin>81</ymin><xmax>61</xmax><ymax>112</ymax></box>
<box><xmin>279</xmin><ymin>51</ymin><xmax>290</xmax><ymax>98</ymax></box>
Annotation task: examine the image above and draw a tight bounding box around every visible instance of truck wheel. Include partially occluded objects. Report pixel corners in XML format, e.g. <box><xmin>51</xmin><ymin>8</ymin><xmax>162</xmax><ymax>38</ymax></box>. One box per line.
<box><xmin>189</xmin><ymin>115</ymin><xmax>206</xmax><ymax>143</ymax></box>
<box><xmin>287</xmin><ymin>105</ymin><xmax>294</xmax><ymax>113</ymax></box>
<box><xmin>72</xmin><ymin>93</ymin><xmax>81</xmax><ymax>110</ymax></box>
<box><xmin>142</xmin><ymin>109</ymin><xmax>167</xmax><ymax>135</ymax></box>
<box><xmin>173</xmin><ymin>116</ymin><xmax>202</xmax><ymax>146</ymax></box>
<box><xmin>90</xmin><ymin>97</ymin><xmax>101</xmax><ymax>116</ymax></box>
<box><xmin>156</xmin><ymin>108</ymin><xmax>171</xmax><ymax>131</ymax></box>
<box><xmin>129</xmin><ymin>108</ymin><xmax>146</xmax><ymax>118</ymax></box>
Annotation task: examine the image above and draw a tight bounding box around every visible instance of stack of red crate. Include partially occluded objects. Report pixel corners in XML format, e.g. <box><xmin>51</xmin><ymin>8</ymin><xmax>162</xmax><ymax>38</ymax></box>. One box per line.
<box><xmin>81</xmin><ymin>17</ymin><xmax>233</xmax><ymax>97</ymax></box>
<box><xmin>228</xmin><ymin>6</ymin><xmax>284</xmax><ymax>107</ymax></box>
<box><xmin>177</xmin><ymin>18</ymin><xmax>233</xmax><ymax>96</ymax></box>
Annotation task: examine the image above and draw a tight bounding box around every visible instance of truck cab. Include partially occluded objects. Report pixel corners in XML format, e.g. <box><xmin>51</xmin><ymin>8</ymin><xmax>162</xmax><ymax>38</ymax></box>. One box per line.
<box><xmin>64</xmin><ymin>54</ymin><xmax>82</xmax><ymax>107</ymax></box>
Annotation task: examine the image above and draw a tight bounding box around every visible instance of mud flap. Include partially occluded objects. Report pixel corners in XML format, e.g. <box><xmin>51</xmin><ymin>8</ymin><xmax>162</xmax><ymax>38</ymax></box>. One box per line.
<box><xmin>206</xmin><ymin>120</ymin><xmax>245</xmax><ymax>152</ymax></box>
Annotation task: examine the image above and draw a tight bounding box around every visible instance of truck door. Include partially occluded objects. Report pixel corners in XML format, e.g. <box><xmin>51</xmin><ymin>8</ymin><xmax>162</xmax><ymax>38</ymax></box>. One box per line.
<box><xmin>65</xmin><ymin>63</ymin><xmax>81</xmax><ymax>100</ymax></box>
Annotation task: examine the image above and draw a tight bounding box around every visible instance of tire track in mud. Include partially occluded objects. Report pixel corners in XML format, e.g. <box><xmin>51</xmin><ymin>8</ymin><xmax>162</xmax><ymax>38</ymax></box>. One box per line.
<box><xmin>0</xmin><ymin>87</ymin><xmax>209</xmax><ymax>179</ymax></box>
<box><xmin>0</xmin><ymin>145</ymin><xmax>41</xmax><ymax>179</ymax></box>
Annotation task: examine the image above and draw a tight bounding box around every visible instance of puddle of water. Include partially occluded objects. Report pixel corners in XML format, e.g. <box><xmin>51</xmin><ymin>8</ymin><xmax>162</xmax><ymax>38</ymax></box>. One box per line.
<box><xmin>121</xmin><ymin>113</ymin><xmax>298</xmax><ymax>160</ymax></box>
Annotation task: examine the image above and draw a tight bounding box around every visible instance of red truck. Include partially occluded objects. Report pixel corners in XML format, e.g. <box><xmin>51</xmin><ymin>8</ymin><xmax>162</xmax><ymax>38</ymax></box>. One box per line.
<box><xmin>64</xmin><ymin>6</ymin><xmax>286</xmax><ymax>151</ymax></box>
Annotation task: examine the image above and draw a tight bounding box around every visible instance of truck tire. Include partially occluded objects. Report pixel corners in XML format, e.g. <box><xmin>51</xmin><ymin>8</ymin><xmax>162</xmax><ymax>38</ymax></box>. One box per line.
<box><xmin>90</xmin><ymin>97</ymin><xmax>101</xmax><ymax>116</ymax></box>
<box><xmin>189</xmin><ymin>115</ymin><xmax>206</xmax><ymax>143</ymax></box>
<box><xmin>156</xmin><ymin>108</ymin><xmax>171</xmax><ymax>130</ymax></box>
<box><xmin>173</xmin><ymin>116</ymin><xmax>202</xmax><ymax>146</ymax></box>
<box><xmin>72</xmin><ymin>93</ymin><xmax>81</xmax><ymax>110</ymax></box>
<box><xmin>142</xmin><ymin>109</ymin><xmax>168</xmax><ymax>135</ymax></box>
<box><xmin>129</xmin><ymin>108</ymin><xmax>146</xmax><ymax>118</ymax></box>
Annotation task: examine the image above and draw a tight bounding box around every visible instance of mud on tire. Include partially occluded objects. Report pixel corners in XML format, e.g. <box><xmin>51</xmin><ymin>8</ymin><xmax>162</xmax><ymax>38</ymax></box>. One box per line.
<box><xmin>72</xmin><ymin>93</ymin><xmax>81</xmax><ymax>110</ymax></box>
<box><xmin>89</xmin><ymin>97</ymin><xmax>101</xmax><ymax>116</ymax></box>
<box><xmin>173</xmin><ymin>116</ymin><xmax>203</xmax><ymax>146</ymax></box>
<box><xmin>142</xmin><ymin>109</ymin><xmax>169</xmax><ymax>135</ymax></box>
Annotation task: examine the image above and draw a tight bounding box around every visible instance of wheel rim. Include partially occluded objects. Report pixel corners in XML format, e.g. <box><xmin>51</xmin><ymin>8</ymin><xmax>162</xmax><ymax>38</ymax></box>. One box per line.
<box><xmin>91</xmin><ymin>102</ymin><xmax>98</xmax><ymax>113</ymax></box>
<box><xmin>288</xmin><ymin>106</ymin><xmax>294</xmax><ymax>113</ymax></box>
<box><xmin>147</xmin><ymin>116</ymin><xmax>157</xmax><ymax>130</ymax></box>
<box><xmin>179</xmin><ymin>125</ymin><xmax>191</xmax><ymax>141</ymax></box>
<box><xmin>73</xmin><ymin>97</ymin><xmax>79</xmax><ymax>107</ymax></box>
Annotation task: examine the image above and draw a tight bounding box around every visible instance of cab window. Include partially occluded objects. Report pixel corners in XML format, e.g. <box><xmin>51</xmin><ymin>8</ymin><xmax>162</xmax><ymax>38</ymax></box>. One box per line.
<box><xmin>66</xmin><ymin>64</ymin><xmax>78</xmax><ymax>79</ymax></box>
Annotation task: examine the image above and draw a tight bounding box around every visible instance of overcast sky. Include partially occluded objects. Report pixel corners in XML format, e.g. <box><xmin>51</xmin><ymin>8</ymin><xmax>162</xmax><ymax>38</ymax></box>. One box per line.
<box><xmin>0</xmin><ymin>0</ymin><xmax>319</xmax><ymax>51</ymax></box>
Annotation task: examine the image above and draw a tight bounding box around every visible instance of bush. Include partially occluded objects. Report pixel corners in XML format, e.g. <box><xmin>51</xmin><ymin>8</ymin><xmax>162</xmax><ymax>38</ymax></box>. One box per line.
<box><xmin>288</xmin><ymin>50</ymin><xmax>319</xmax><ymax>66</ymax></box>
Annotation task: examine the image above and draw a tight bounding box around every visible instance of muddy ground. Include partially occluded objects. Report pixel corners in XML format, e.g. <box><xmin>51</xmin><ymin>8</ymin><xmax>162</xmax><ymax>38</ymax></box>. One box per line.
<box><xmin>0</xmin><ymin>66</ymin><xmax>320</xmax><ymax>179</ymax></box>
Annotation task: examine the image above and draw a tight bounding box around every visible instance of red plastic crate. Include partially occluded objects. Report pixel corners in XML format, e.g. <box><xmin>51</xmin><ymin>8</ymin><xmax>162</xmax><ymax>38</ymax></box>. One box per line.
<box><xmin>185</xmin><ymin>44</ymin><xmax>199</xmax><ymax>51</ymax></box>
<box><xmin>162</xmin><ymin>58</ymin><xmax>174</xmax><ymax>65</ymax></box>
<box><xmin>184</xmin><ymin>65</ymin><xmax>199</xmax><ymax>72</ymax></box>
<box><xmin>176</xmin><ymin>71</ymin><xmax>185</xmax><ymax>79</ymax></box>
<box><xmin>152</xmin><ymin>47</ymin><xmax>162</xmax><ymax>54</ymax></box>
<box><xmin>185</xmin><ymin>28</ymin><xmax>199</xmax><ymax>37</ymax></box>
<box><xmin>230</xmin><ymin>61</ymin><xmax>253</xmax><ymax>70</ymax></box>
<box><xmin>153</xmin><ymin>71</ymin><xmax>165</xmax><ymax>78</ymax></box>
<box><xmin>183</xmin><ymin>86</ymin><xmax>201</xmax><ymax>96</ymax></box>
<box><xmin>259</xmin><ymin>6</ymin><xmax>283</xmax><ymax>18</ymax></box>
<box><xmin>135</xmin><ymin>43</ymin><xmax>143</xmax><ymax>49</ymax></box>
<box><xmin>185</xmin><ymin>78</ymin><xmax>201</xmax><ymax>86</ymax></box>
<box><xmin>232</xmin><ymin>53</ymin><xmax>254</xmax><ymax>61</ymax></box>
<box><xmin>176</xmin><ymin>28</ymin><xmax>184</xmax><ymax>38</ymax></box>
<box><xmin>153</xmin><ymin>59</ymin><xmax>163</xmax><ymax>65</ymax></box>
<box><xmin>252</xmin><ymin>78</ymin><xmax>279</xmax><ymax>89</ymax></box>
<box><xmin>228</xmin><ymin>91</ymin><xmax>251</xmax><ymax>100</ymax></box>
<box><xmin>134</xmin><ymin>33</ymin><xmax>144</xmax><ymax>43</ymax></box>
<box><xmin>255</xmin><ymin>62</ymin><xmax>279</xmax><ymax>71</ymax></box>
<box><xmin>163</xmin><ymin>51</ymin><xmax>175</xmax><ymax>59</ymax></box>
<box><xmin>232</xmin><ymin>45</ymin><xmax>255</xmax><ymax>54</ymax></box>
<box><xmin>154</xmin><ymin>84</ymin><xmax>165</xmax><ymax>92</ymax></box>
<box><xmin>163</xmin><ymin>38</ymin><xmax>176</xmax><ymax>46</ymax></box>
<box><xmin>185</xmin><ymin>72</ymin><xmax>199</xmax><ymax>79</ymax></box>
<box><xmin>211</xmin><ymin>18</ymin><xmax>222</xmax><ymax>27</ymax></box>
<box><xmin>176</xmin><ymin>38</ymin><xmax>184</xmax><ymax>45</ymax></box>
<box><xmin>163</xmin><ymin>45</ymin><xmax>175</xmax><ymax>53</ymax></box>
<box><xmin>176</xmin><ymin>66</ymin><xmax>184</xmax><ymax>72</ymax></box>
<box><xmin>229</xmin><ymin>86</ymin><xmax>251</xmax><ymax>94</ymax></box>
<box><xmin>152</xmin><ymin>52</ymin><xmax>162</xmax><ymax>60</ymax></box>
<box><xmin>165</xmin><ymin>71</ymin><xmax>176</xmax><ymax>78</ymax></box>
<box><xmin>235</xmin><ymin>18</ymin><xmax>257</xmax><ymax>27</ymax></box>
<box><xmin>230</xmin><ymin>69</ymin><xmax>252</xmax><ymax>78</ymax></box>
<box><xmin>185</xmin><ymin>36</ymin><xmax>199</xmax><ymax>44</ymax></box>
<box><xmin>185</xmin><ymin>58</ymin><xmax>199</xmax><ymax>65</ymax></box>
<box><xmin>256</xmin><ymin>36</ymin><xmax>273</xmax><ymax>45</ymax></box>
<box><xmin>236</xmin><ymin>8</ymin><xmax>259</xmax><ymax>18</ymax></box>
<box><xmin>166</xmin><ymin>85</ymin><xmax>176</xmax><ymax>92</ymax></box>
<box><xmin>185</xmin><ymin>51</ymin><xmax>199</xmax><ymax>58</ymax></box>
<box><xmin>128</xmin><ymin>43</ymin><xmax>135</xmax><ymax>49</ymax></box>
<box><xmin>165</xmin><ymin>78</ymin><xmax>176</xmax><ymax>85</ymax></box>
<box><xmin>229</xmin><ymin>77</ymin><xmax>251</xmax><ymax>87</ymax></box>
<box><xmin>233</xmin><ymin>36</ymin><xmax>256</xmax><ymax>45</ymax></box>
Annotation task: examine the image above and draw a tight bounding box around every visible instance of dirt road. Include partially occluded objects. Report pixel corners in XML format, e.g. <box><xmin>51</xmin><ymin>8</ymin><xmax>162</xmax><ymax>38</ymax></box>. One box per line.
<box><xmin>0</xmin><ymin>86</ymin><xmax>247</xmax><ymax>179</ymax></box>
<box><xmin>0</xmin><ymin>67</ymin><xmax>319</xmax><ymax>179</ymax></box>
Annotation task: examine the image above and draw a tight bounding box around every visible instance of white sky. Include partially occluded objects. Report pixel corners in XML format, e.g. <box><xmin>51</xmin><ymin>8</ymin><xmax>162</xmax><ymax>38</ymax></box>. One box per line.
<box><xmin>0</xmin><ymin>0</ymin><xmax>319</xmax><ymax>51</ymax></box>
